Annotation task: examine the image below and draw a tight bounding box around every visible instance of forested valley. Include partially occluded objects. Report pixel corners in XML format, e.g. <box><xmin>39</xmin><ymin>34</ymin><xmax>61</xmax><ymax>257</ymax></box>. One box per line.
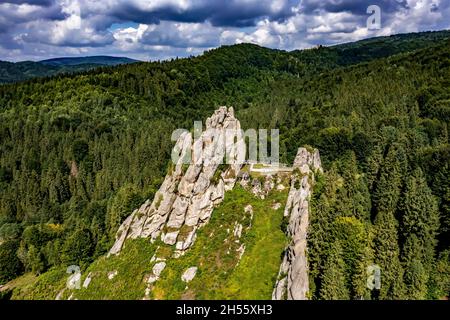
<box><xmin>0</xmin><ymin>30</ymin><xmax>449</xmax><ymax>299</ymax></box>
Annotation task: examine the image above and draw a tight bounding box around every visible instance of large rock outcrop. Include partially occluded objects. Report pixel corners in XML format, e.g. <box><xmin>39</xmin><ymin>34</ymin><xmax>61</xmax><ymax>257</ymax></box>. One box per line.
<box><xmin>272</xmin><ymin>147</ymin><xmax>322</xmax><ymax>300</ymax></box>
<box><xmin>109</xmin><ymin>107</ymin><xmax>245</xmax><ymax>256</ymax></box>
<box><xmin>107</xmin><ymin>106</ymin><xmax>322</xmax><ymax>300</ymax></box>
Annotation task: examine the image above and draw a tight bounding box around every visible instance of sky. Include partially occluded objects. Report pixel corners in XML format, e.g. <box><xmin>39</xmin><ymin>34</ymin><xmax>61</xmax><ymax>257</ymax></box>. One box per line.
<box><xmin>0</xmin><ymin>0</ymin><xmax>449</xmax><ymax>62</ymax></box>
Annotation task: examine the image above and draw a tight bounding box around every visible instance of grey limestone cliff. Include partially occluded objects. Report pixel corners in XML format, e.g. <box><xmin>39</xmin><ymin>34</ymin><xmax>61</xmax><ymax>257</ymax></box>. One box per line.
<box><xmin>272</xmin><ymin>147</ymin><xmax>322</xmax><ymax>300</ymax></box>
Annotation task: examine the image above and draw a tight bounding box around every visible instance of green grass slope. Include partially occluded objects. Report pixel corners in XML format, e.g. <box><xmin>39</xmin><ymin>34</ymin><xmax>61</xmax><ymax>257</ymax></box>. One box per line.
<box><xmin>151</xmin><ymin>185</ymin><xmax>288</xmax><ymax>300</ymax></box>
<box><xmin>48</xmin><ymin>184</ymin><xmax>289</xmax><ymax>300</ymax></box>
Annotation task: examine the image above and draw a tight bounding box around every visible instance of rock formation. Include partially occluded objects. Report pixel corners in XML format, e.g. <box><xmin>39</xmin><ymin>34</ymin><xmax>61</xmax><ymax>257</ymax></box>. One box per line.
<box><xmin>106</xmin><ymin>106</ymin><xmax>322</xmax><ymax>300</ymax></box>
<box><xmin>109</xmin><ymin>106</ymin><xmax>245</xmax><ymax>256</ymax></box>
<box><xmin>272</xmin><ymin>147</ymin><xmax>322</xmax><ymax>300</ymax></box>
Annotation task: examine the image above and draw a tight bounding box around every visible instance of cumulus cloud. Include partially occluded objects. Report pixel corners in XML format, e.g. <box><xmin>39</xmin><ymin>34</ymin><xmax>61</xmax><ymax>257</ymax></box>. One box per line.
<box><xmin>140</xmin><ymin>22</ymin><xmax>222</xmax><ymax>48</ymax></box>
<box><xmin>0</xmin><ymin>0</ymin><xmax>448</xmax><ymax>61</ymax></box>
<box><xmin>0</xmin><ymin>2</ymin><xmax>64</xmax><ymax>33</ymax></box>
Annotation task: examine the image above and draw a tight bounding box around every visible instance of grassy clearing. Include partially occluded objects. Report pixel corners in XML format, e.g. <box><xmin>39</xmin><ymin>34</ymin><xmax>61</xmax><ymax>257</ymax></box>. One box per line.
<box><xmin>222</xmin><ymin>195</ymin><xmax>287</xmax><ymax>299</ymax></box>
<box><xmin>151</xmin><ymin>185</ymin><xmax>288</xmax><ymax>300</ymax></box>
<box><xmin>7</xmin><ymin>268</ymin><xmax>67</xmax><ymax>300</ymax></box>
<box><xmin>71</xmin><ymin>238</ymin><xmax>157</xmax><ymax>300</ymax></box>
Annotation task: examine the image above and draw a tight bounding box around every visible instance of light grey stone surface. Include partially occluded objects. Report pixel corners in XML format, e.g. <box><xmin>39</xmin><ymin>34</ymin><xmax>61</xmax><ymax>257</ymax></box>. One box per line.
<box><xmin>181</xmin><ymin>267</ymin><xmax>198</xmax><ymax>283</ymax></box>
<box><xmin>272</xmin><ymin>147</ymin><xmax>322</xmax><ymax>300</ymax></box>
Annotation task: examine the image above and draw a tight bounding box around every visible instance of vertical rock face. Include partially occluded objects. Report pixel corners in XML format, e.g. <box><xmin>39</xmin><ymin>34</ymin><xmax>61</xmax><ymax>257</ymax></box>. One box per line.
<box><xmin>109</xmin><ymin>106</ymin><xmax>245</xmax><ymax>256</ymax></box>
<box><xmin>272</xmin><ymin>147</ymin><xmax>322</xmax><ymax>300</ymax></box>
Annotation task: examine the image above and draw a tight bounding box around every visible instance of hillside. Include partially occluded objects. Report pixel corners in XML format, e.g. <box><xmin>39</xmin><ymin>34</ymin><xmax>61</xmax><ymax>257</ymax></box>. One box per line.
<box><xmin>323</xmin><ymin>30</ymin><xmax>450</xmax><ymax>66</ymax></box>
<box><xmin>0</xmin><ymin>61</ymin><xmax>60</xmax><ymax>84</ymax></box>
<box><xmin>0</xmin><ymin>56</ymin><xmax>138</xmax><ymax>83</ymax></box>
<box><xmin>0</xmin><ymin>30</ymin><xmax>449</xmax><ymax>300</ymax></box>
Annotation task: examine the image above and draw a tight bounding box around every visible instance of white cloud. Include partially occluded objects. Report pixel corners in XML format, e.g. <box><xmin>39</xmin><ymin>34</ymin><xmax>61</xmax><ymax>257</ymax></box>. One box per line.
<box><xmin>386</xmin><ymin>0</ymin><xmax>448</xmax><ymax>33</ymax></box>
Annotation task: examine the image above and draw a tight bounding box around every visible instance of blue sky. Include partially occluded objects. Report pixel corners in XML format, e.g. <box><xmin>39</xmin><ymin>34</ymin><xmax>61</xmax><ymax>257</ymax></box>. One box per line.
<box><xmin>0</xmin><ymin>0</ymin><xmax>449</xmax><ymax>61</ymax></box>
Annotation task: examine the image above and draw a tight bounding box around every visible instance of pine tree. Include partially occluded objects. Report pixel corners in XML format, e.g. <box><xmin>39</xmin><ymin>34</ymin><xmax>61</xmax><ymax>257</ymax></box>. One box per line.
<box><xmin>0</xmin><ymin>240</ymin><xmax>23</xmax><ymax>284</ymax></box>
<box><xmin>337</xmin><ymin>152</ymin><xmax>371</xmax><ymax>222</ymax></box>
<box><xmin>61</xmin><ymin>229</ymin><xmax>94</xmax><ymax>267</ymax></box>
<box><xmin>309</xmin><ymin>165</ymin><xmax>340</xmax><ymax>298</ymax></box>
<box><xmin>105</xmin><ymin>184</ymin><xmax>142</xmax><ymax>238</ymax></box>
<box><xmin>333</xmin><ymin>216</ymin><xmax>367</xmax><ymax>288</ymax></box>
<box><xmin>352</xmin><ymin>242</ymin><xmax>374</xmax><ymax>300</ymax></box>
<box><xmin>366</xmin><ymin>144</ymin><xmax>384</xmax><ymax>192</ymax></box>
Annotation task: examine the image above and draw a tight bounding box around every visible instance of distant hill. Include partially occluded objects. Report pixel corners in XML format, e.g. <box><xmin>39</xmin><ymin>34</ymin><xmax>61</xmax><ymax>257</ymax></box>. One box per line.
<box><xmin>39</xmin><ymin>56</ymin><xmax>138</xmax><ymax>67</ymax></box>
<box><xmin>330</xmin><ymin>29</ymin><xmax>450</xmax><ymax>65</ymax></box>
<box><xmin>2</xmin><ymin>30</ymin><xmax>449</xmax><ymax>85</ymax></box>
<box><xmin>290</xmin><ymin>29</ymin><xmax>450</xmax><ymax>72</ymax></box>
<box><xmin>0</xmin><ymin>56</ymin><xmax>139</xmax><ymax>83</ymax></box>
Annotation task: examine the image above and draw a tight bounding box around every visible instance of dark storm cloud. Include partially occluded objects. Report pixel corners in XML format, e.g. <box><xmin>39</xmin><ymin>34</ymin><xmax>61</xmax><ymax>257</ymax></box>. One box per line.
<box><xmin>1</xmin><ymin>0</ymin><xmax>55</xmax><ymax>6</ymax></box>
<box><xmin>107</xmin><ymin>0</ymin><xmax>299</xmax><ymax>27</ymax></box>
<box><xmin>0</xmin><ymin>1</ymin><xmax>65</xmax><ymax>34</ymax></box>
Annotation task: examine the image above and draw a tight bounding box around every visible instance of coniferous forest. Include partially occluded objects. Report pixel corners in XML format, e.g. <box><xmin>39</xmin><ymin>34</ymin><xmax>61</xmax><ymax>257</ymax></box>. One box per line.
<box><xmin>0</xmin><ymin>30</ymin><xmax>449</xmax><ymax>300</ymax></box>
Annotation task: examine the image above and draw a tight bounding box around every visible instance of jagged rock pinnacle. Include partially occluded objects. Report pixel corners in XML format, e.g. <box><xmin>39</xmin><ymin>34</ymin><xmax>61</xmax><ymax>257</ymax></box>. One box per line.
<box><xmin>109</xmin><ymin>106</ymin><xmax>245</xmax><ymax>256</ymax></box>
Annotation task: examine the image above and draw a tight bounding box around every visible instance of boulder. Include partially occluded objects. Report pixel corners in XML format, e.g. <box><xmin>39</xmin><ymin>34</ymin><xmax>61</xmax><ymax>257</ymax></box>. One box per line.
<box><xmin>272</xmin><ymin>202</ymin><xmax>282</xmax><ymax>210</ymax></box>
<box><xmin>153</xmin><ymin>262</ymin><xmax>166</xmax><ymax>276</ymax></box>
<box><xmin>181</xmin><ymin>267</ymin><xmax>198</xmax><ymax>283</ymax></box>
<box><xmin>83</xmin><ymin>273</ymin><xmax>92</xmax><ymax>288</ymax></box>
<box><xmin>148</xmin><ymin>262</ymin><xmax>166</xmax><ymax>284</ymax></box>
<box><xmin>107</xmin><ymin>270</ymin><xmax>118</xmax><ymax>280</ymax></box>
<box><xmin>163</xmin><ymin>230</ymin><xmax>179</xmax><ymax>245</ymax></box>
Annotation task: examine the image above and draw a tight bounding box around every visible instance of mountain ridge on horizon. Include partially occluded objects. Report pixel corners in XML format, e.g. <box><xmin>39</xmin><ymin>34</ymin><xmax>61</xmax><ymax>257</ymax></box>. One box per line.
<box><xmin>1</xmin><ymin>29</ymin><xmax>449</xmax><ymax>84</ymax></box>
<box><xmin>39</xmin><ymin>56</ymin><xmax>139</xmax><ymax>66</ymax></box>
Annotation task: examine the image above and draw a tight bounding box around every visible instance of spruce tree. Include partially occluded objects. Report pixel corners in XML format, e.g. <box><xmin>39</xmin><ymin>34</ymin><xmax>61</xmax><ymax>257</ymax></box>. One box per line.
<box><xmin>401</xmin><ymin>168</ymin><xmax>440</xmax><ymax>273</ymax></box>
<box><xmin>338</xmin><ymin>152</ymin><xmax>371</xmax><ymax>222</ymax></box>
<box><xmin>320</xmin><ymin>241</ymin><xmax>350</xmax><ymax>300</ymax></box>
<box><xmin>402</xmin><ymin>235</ymin><xmax>428</xmax><ymax>299</ymax></box>
<box><xmin>374</xmin><ymin>210</ymin><xmax>405</xmax><ymax>299</ymax></box>
<box><xmin>27</xmin><ymin>245</ymin><xmax>45</xmax><ymax>275</ymax></box>
<box><xmin>352</xmin><ymin>242</ymin><xmax>374</xmax><ymax>300</ymax></box>
<box><xmin>0</xmin><ymin>241</ymin><xmax>23</xmax><ymax>284</ymax></box>
<box><xmin>372</xmin><ymin>143</ymin><xmax>407</xmax><ymax>215</ymax></box>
